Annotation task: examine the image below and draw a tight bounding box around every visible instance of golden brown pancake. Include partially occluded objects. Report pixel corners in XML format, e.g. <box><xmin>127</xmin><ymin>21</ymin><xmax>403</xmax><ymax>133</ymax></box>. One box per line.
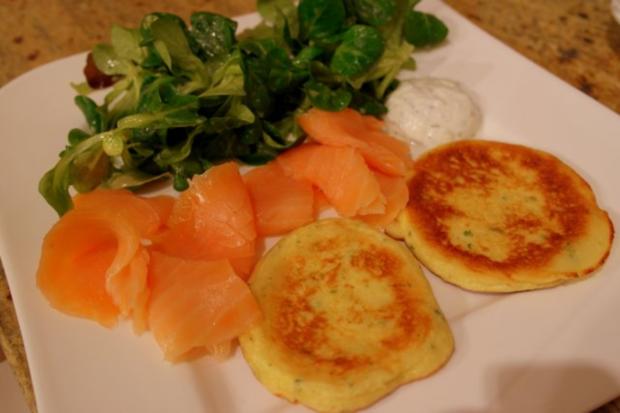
<box><xmin>393</xmin><ymin>139</ymin><xmax>614</xmax><ymax>292</ymax></box>
<box><xmin>239</xmin><ymin>218</ymin><xmax>453</xmax><ymax>413</ymax></box>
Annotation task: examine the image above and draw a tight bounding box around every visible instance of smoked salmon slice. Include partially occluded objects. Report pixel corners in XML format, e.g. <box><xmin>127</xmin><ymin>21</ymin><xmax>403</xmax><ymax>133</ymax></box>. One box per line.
<box><xmin>147</xmin><ymin>252</ymin><xmax>261</xmax><ymax>362</ymax></box>
<box><xmin>37</xmin><ymin>185</ymin><xmax>260</xmax><ymax>350</ymax></box>
<box><xmin>72</xmin><ymin>190</ymin><xmax>163</xmax><ymax>320</ymax></box>
<box><xmin>243</xmin><ymin>162</ymin><xmax>315</xmax><ymax>236</ymax></box>
<box><xmin>153</xmin><ymin>162</ymin><xmax>257</xmax><ymax>261</ymax></box>
<box><xmin>37</xmin><ymin>210</ymin><xmax>143</xmax><ymax>327</ymax></box>
<box><xmin>277</xmin><ymin>144</ymin><xmax>385</xmax><ymax>217</ymax></box>
<box><xmin>73</xmin><ymin>189</ymin><xmax>162</xmax><ymax>236</ymax></box>
<box><xmin>313</xmin><ymin>187</ymin><xmax>331</xmax><ymax>215</ymax></box>
<box><xmin>297</xmin><ymin>108</ymin><xmax>412</xmax><ymax>177</ymax></box>
<box><xmin>358</xmin><ymin>172</ymin><xmax>409</xmax><ymax>228</ymax></box>
<box><xmin>360</xmin><ymin>112</ymin><xmax>413</xmax><ymax>170</ymax></box>
<box><xmin>229</xmin><ymin>254</ymin><xmax>259</xmax><ymax>281</ymax></box>
<box><xmin>37</xmin><ymin>189</ymin><xmax>164</xmax><ymax>327</ymax></box>
<box><xmin>142</xmin><ymin>195</ymin><xmax>176</xmax><ymax>227</ymax></box>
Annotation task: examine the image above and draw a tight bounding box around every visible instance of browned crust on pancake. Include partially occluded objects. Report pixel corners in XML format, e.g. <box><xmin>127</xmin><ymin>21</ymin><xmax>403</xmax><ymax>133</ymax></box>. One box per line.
<box><xmin>581</xmin><ymin>211</ymin><xmax>615</xmax><ymax>275</ymax></box>
<box><xmin>269</xmin><ymin>231</ymin><xmax>431</xmax><ymax>376</ymax></box>
<box><xmin>240</xmin><ymin>219</ymin><xmax>454</xmax><ymax>412</ymax></box>
<box><xmin>406</xmin><ymin>140</ymin><xmax>612</xmax><ymax>276</ymax></box>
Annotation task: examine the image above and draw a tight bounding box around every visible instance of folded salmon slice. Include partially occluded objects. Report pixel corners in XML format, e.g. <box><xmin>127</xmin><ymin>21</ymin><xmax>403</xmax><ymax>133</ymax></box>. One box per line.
<box><xmin>313</xmin><ymin>187</ymin><xmax>331</xmax><ymax>216</ymax></box>
<box><xmin>37</xmin><ymin>211</ymin><xmax>120</xmax><ymax>327</ymax></box>
<box><xmin>358</xmin><ymin>172</ymin><xmax>409</xmax><ymax>228</ymax></box>
<box><xmin>73</xmin><ymin>189</ymin><xmax>162</xmax><ymax>236</ymax></box>
<box><xmin>153</xmin><ymin>162</ymin><xmax>256</xmax><ymax>261</ymax></box>
<box><xmin>142</xmin><ymin>195</ymin><xmax>176</xmax><ymax>227</ymax></box>
<box><xmin>360</xmin><ymin>112</ymin><xmax>413</xmax><ymax>170</ymax></box>
<box><xmin>37</xmin><ymin>189</ymin><xmax>164</xmax><ymax>328</ymax></box>
<box><xmin>229</xmin><ymin>254</ymin><xmax>258</xmax><ymax>281</ymax></box>
<box><xmin>297</xmin><ymin>108</ymin><xmax>412</xmax><ymax>177</ymax></box>
<box><xmin>243</xmin><ymin>162</ymin><xmax>315</xmax><ymax>236</ymax></box>
<box><xmin>147</xmin><ymin>252</ymin><xmax>261</xmax><ymax>362</ymax></box>
<box><xmin>277</xmin><ymin>144</ymin><xmax>385</xmax><ymax>217</ymax></box>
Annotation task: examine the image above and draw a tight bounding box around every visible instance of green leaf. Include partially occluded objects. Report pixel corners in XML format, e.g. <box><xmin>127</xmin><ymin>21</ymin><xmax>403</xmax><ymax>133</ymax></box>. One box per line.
<box><xmin>39</xmin><ymin>168</ymin><xmax>71</xmax><ymax>216</ymax></box>
<box><xmin>349</xmin><ymin>39</ymin><xmax>413</xmax><ymax>97</ymax></box>
<box><xmin>111</xmin><ymin>25</ymin><xmax>145</xmax><ymax>63</ymax></box>
<box><xmin>70</xmin><ymin>81</ymin><xmax>92</xmax><ymax>95</ymax></box>
<box><xmin>353</xmin><ymin>0</ymin><xmax>396</xmax><ymax>26</ymax></box>
<box><xmin>71</xmin><ymin>146</ymin><xmax>110</xmax><ymax>193</ymax></box>
<box><xmin>349</xmin><ymin>87</ymin><xmax>388</xmax><ymax>116</ymax></box>
<box><xmin>39</xmin><ymin>134</ymin><xmax>104</xmax><ymax>215</ymax></box>
<box><xmin>293</xmin><ymin>46</ymin><xmax>323</xmax><ymax>67</ymax></box>
<box><xmin>304</xmin><ymin>80</ymin><xmax>352</xmax><ymax>111</ymax></box>
<box><xmin>243</xmin><ymin>58</ymin><xmax>273</xmax><ymax>117</ymax></box>
<box><xmin>75</xmin><ymin>95</ymin><xmax>105</xmax><ymax>133</ymax></box>
<box><xmin>198</xmin><ymin>132</ymin><xmax>247</xmax><ymax>163</ymax></box>
<box><xmin>190</xmin><ymin>12</ymin><xmax>238</xmax><ymax>59</ymax></box>
<box><xmin>257</xmin><ymin>0</ymin><xmax>295</xmax><ymax>23</ymax></box>
<box><xmin>227</xmin><ymin>98</ymin><xmax>256</xmax><ymax>124</ymax></box>
<box><xmin>262</xmin><ymin>117</ymin><xmax>305</xmax><ymax>149</ymax></box>
<box><xmin>199</xmin><ymin>98</ymin><xmax>256</xmax><ymax>134</ymax></box>
<box><xmin>129</xmin><ymin>77</ymin><xmax>204</xmax><ymax>131</ymax></box>
<box><xmin>103</xmin><ymin>169</ymin><xmax>168</xmax><ymax>189</ymax></box>
<box><xmin>239</xmin><ymin>37</ymin><xmax>279</xmax><ymax>57</ymax></box>
<box><xmin>298</xmin><ymin>0</ymin><xmax>346</xmax><ymax>40</ymax></box>
<box><xmin>200</xmin><ymin>49</ymin><xmax>245</xmax><ymax>97</ymax></box>
<box><xmin>265</xmin><ymin>47</ymin><xmax>309</xmax><ymax>93</ymax></box>
<box><xmin>67</xmin><ymin>128</ymin><xmax>90</xmax><ymax>146</ymax></box>
<box><xmin>238</xmin><ymin>144</ymin><xmax>279</xmax><ymax>165</ymax></box>
<box><xmin>101</xmin><ymin>130</ymin><xmax>126</xmax><ymax>156</ymax></box>
<box><xmin>104</xmin><ymin>68</ymin><xmax>144</xmax><ymax>121</ymax></box>
<box><xmin>155</xmin><ymin>128</ymin><xmax>201</xmax><ymax>166</ymax></box>
<box><xmin>330</xmin><ymin>25</ymin><xmax>384</xmax><ymax>78</ymax></box>
<box><xmin>153</xmin><ymin>40</ymin><xmax>172</xmax><ymax>70</ymax></box>
<box><xmin>148</xmin><ymin>14</ymin><xmax>203</xmax><ymax>71</ymax></box>
<box><xmin>92</xmin><ymin>43</ymin><xmax>130</xmax><ymax>75</ymax></box>
<box><xmin>401</xmin><ymin>56</ymin><xmax>416</xmax><ymax>71</ymax></box>
<box><xmin>118</xmin><ymin>107</ymin><xmax>204</xmax><ymax>130</ymax></box>
<box><xmin>173</xmin><ymin>173</ymin><xmax>190</xmax><ymax>191</ymax></box>
<box><xmin>309</xmin><ymin>61</ymin><xmax>341</xmax><ymax>85</ymax></box>
<box><xmin>403</xmin><ymin>10</ymin><xmax>448</xmax><ymax>47</ymax></box>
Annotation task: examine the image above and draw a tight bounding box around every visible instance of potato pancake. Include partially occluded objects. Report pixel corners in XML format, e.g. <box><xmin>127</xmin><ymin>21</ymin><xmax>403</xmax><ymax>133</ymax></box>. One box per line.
<box><xmin>239</xmin><ymin>219</ymin><xmax>453</xmax><ymax>413</ymax></box>
<box><xmin>394</xmin><ymin>139</ymin><xmax>614</xmax><ymax>292</ymax></box>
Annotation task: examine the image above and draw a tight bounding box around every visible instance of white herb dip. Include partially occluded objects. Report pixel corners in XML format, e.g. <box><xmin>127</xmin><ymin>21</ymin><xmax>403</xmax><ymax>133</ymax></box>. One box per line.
<box><xmin>384</xmin><ymin>77</ymin><xmax>482</xmax><ymax>149</ymax></box>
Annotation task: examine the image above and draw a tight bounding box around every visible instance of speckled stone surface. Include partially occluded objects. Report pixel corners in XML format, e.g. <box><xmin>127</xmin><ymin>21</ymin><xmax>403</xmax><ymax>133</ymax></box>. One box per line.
<box><xmin>444</xmin><ymin>0</ymin><xmax>620</xmax><ymax>114</ymax></box>
<box><xmin>0</xmin><ymin>1</ymin><xmax>618</xmax><ymax>413</ymax></box>
<box><xmin>0</xmin><ymin>264</ymin><xmax>36</xmax><ymax>413</ymax></box>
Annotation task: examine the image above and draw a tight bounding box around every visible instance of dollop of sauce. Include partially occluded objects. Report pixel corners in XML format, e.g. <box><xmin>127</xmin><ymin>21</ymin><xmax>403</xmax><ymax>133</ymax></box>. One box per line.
<box><xmin>385</xmin><ymin>77</ymin><xmax>482</xmax><ymax>149</ymax></box>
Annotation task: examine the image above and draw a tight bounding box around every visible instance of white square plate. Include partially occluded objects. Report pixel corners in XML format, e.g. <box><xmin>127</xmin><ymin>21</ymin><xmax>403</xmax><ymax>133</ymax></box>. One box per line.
<box><xmin>1</xmin><ymin>2</ymin><xmax>619</xmax><ymax>412</ymax></box>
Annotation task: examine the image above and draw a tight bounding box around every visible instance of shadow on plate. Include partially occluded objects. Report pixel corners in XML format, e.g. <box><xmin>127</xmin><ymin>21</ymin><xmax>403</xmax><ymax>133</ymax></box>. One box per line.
<box><xmin>440</xmin><ymin>362</ymin><xmax>619</xmax><ymax>413</ymax></box>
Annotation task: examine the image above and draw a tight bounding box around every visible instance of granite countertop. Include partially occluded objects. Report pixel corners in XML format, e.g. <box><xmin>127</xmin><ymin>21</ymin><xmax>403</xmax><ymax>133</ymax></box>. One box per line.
<box><xmin>0</xmin><ymin>1</ymin><xmax>618</xmax><ymax>412</ymax></box>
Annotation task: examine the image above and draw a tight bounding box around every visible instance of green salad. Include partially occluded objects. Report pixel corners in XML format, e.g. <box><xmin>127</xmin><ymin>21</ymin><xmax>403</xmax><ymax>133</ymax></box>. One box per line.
<box><xmin>39</xmin><ymin>0</ymin><xmax>448</xmax><ymax>215</ymax></box>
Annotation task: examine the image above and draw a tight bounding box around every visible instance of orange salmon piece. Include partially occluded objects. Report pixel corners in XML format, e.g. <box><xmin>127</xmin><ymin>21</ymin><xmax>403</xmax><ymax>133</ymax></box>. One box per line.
<box><xmin>153</xmin><ymin>162</ymin><xmax>257</xmax><ymax>260</ymax></box>
<box><xmin>244</xmin><ymin>162</ymin><xmax>315</xmax><ymax>236</ymax></box>
<box><xmin>360</xmin><ymin>112</ymin><xmax>413</xmax><ymax>169</ymax></box>
<box><xmin>147</xmin><ymin>252</ymin><xmax>261</xmax><ymax>362</ymax></box>
<box><xmin>358</xmin><ymin>172</ymin><xmax>409</xmax><ymax>228</ymax></box>
<box><xmin>297</xmin><ymin>108</ymin><xmax>411</xmax><ymax>176</ymax></box>
<box><xmin>142</xmin><ymin>195</ymin><xmax>176</xmax><ymax>227</ymax></box>
<box><xmin>277</xmin><ymin>144</ymin><xmax>385</xmax><ymax>217</ymax></box>
<box><xmin>73</xmin><ymin>190</ymin><xmax>160</xmax><ymax>318</ymax></box>
<box><xmin>313</xmin><ymin>187</ymin><xmax>331</xmax><ymax>215</ymax></box>
<box><xmin>37</xmin><ymin>189</ymin><xmax>163</xmax><ymax>327</ymax></box>
<box><xmin>37</xmin><ymin>211</ymin><xmax>131</xmax><ymax>327</ymax></box>
<box><xmin>362</xmin><ymin>114</ymin><xmax>385</xmax><ymax>130</ymax></box>
<box><xmin>73</xmin><ymin>189</ymin><xmax>162</xmax><ymax>236</ymax></box>
<box><xmin>229</xmin><ymin>254</ymin><xmax>258</xmax><ymax>281</ymax></box>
